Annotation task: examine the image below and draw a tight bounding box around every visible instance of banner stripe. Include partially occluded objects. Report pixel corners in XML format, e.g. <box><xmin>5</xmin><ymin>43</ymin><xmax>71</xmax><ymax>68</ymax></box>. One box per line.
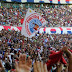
<box><xmin>52</xmin><ymin>0</ymin><xmax>58</xmax><ymax>4</ymax></box>
<box><xmin>2</xmin><ymin>0</ymin><xmax>72</xmax><ymax>4</ymax></box>
<box><xmin>6</xmin><ymin>0</ymin><xmax>11</xmax><ymax>2</ymax></box>
<box><xmin>21</xmin><ymin>0</ymin><xmax>27</xmax><ymax>2</ymax></box>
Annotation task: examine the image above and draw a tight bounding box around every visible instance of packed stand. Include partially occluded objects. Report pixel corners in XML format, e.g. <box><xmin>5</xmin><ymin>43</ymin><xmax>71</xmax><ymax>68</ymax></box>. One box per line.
<box><xmin>0</xmin><ymin>29</ymin><xmax>72</xmax><ymax>72</ymax></box>
<box><xmin>0</xmin><ymin>3</ymin><xmax>72</xmax><ymax>27</ymax></box>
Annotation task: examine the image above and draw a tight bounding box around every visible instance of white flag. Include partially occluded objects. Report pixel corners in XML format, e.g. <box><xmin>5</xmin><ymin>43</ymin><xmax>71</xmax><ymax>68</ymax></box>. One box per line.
<box><xmin>21</xmin><ymin>8</ymin><xmax>47</xmax><ymax>38</ymax></box>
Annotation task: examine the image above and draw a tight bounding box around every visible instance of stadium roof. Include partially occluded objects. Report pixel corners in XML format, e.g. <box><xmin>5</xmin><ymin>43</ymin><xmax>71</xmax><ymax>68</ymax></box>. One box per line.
<box><xmin>2</xmin><ymin>0</ymin><xmax>72</xmax><ymax>4</ymax></box>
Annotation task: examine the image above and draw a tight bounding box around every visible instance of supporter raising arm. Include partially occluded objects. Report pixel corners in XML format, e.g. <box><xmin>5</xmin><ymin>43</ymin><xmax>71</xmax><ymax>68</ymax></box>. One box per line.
<box><xmin>15</xmin><ymin>54</ymin><xmax>32</xmax><ymax>72</ymax></box>
<box><xmin>0</xmin><ymin>60</ymin><xmax>5</xmax><ymax>72</ymax></box>
<box><xmin>34</xmin><ymin>61</ymin><xmax>48</xmax><ymax>72</ymax></box>
<box><xmin>62</xmin><ymin>46</ymin><xmax>72</xmax><ymax>72</ymax></box>
<box><xmin>15</xmin><ymin>54</ymin><xmax>48</xmax><ymax>72</ymax></box>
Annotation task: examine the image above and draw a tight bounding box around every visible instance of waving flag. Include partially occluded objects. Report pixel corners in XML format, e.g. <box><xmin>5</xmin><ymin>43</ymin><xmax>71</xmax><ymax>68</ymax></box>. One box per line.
<box><xmin>21</xmin><ymin>8</ymin><xmax>47</xmax><ymax>38</ymax></box>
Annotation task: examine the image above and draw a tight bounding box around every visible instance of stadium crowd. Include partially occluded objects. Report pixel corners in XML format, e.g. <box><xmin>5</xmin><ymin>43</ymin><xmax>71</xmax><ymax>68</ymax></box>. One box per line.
<box><xmin>0</xmin><ymin>4</ymin><xmax>72</xmax><ymax>27</ymax></box>
<box><xmin>0</xmin><ymin>2</ymin><xmax>72</xmax><ymax>72</ymax></box>
<box><xmin>0</xmin><ymin>29</ymin><xmax>72</xmax><ymax>72</ymax></box>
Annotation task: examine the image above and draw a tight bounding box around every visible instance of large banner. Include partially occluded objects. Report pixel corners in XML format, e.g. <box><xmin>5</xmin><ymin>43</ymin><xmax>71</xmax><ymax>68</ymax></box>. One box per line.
<box><xmin>0</xmin><ymin>26</ymin><xmax>22</xmax><ymax>32</ymax></box>
<box><xmin>40</xmin><ymin>27</ymin><xmax>72</xmax><ymax>34</ymax></box>
<box><xmin>21</xmin><ymin>8</ymin><xmax>47</xmax><ymax>38</ymax></box>
<box><xmin>0</xmin><ymin>26</ymin><xmax>72</xmax><ymax>34</ymax></box>
<box><xmin>2</xmin><ymin>0</ymin><xmax>72</xmax><ymax>4</ymax></box>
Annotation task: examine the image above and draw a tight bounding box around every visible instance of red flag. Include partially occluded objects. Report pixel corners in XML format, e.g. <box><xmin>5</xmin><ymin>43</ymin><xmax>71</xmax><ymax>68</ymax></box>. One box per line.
<box><xmin>46</xmin><ymin>50</ymin><xmax>67</xmax><ymax>71</ymax></box>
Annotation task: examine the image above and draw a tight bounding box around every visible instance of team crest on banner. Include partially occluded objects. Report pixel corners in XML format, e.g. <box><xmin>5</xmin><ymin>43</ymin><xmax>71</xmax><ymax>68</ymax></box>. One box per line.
<box><xmin>21</xmin><ymin>8</ymin><xmax>47</xmax><ymax>38</ymax></box>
